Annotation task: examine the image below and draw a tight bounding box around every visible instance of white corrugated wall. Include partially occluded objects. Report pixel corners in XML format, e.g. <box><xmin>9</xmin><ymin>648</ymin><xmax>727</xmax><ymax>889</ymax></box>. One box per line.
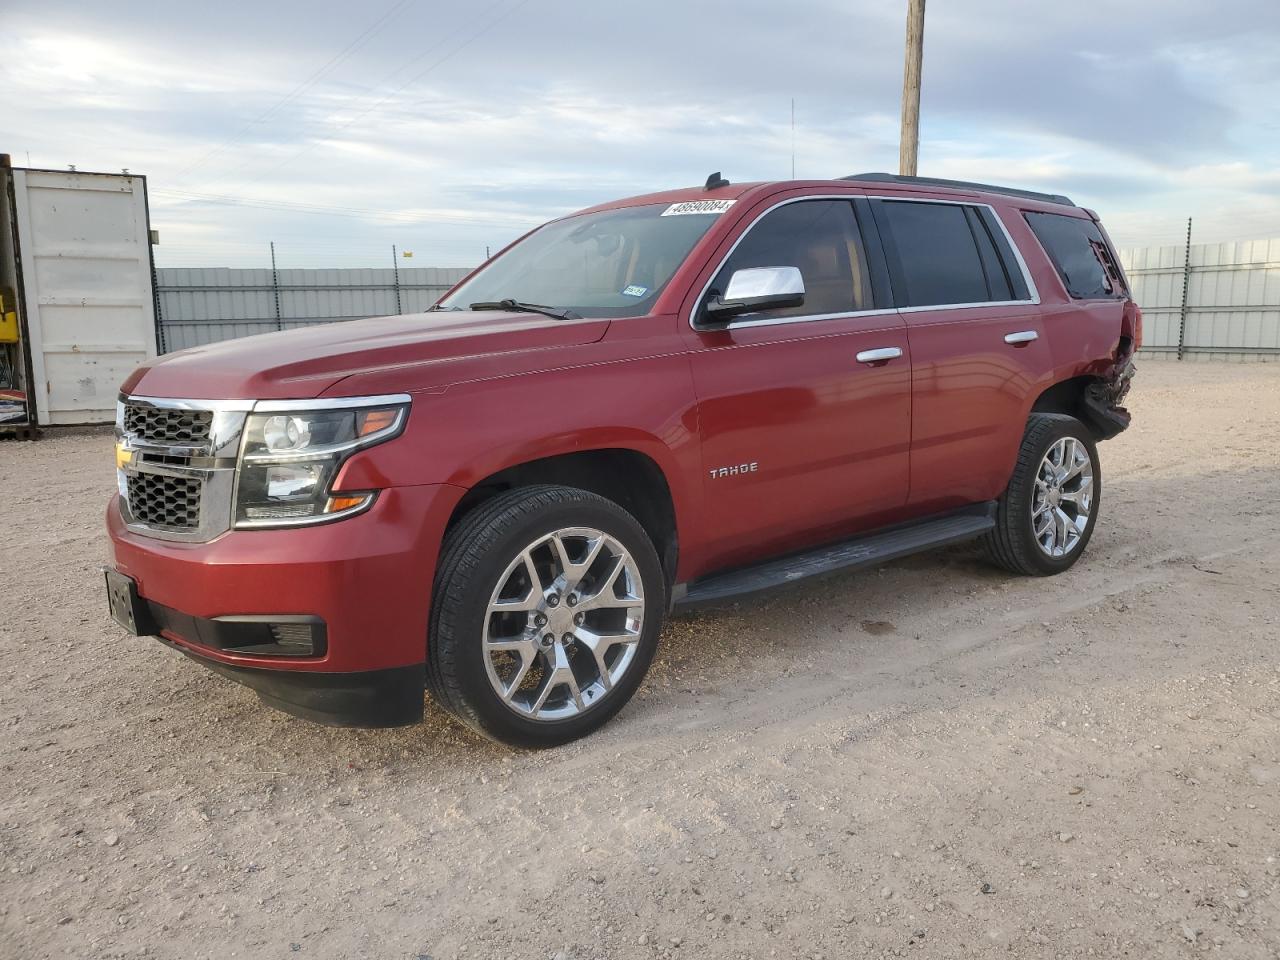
<box><xmin>1120</xmin><ymin>238</ymin><xmax>1280</xmax><ymax>361</ymax></box>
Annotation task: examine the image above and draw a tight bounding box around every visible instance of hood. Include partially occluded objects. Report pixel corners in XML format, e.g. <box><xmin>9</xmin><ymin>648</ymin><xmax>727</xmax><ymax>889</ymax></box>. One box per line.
<box><xmin>123</xmin><ymin>311</ymin><xmax>611</xmax><ymax>400</ymax></box>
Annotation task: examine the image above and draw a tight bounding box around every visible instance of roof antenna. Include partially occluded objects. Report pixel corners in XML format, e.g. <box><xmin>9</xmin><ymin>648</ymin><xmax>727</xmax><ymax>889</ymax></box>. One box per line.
<box><xmin>704</xmin><ymin>171</ymin><xmax>730</xmax><ymax>190</ymax></box>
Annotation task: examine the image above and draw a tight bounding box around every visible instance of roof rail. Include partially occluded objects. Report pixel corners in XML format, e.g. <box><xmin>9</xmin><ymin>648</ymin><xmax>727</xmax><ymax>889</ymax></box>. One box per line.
<box><xmin>840</xmin><ymin>172</ymin><xmax>1074</xmax><ymax>207</ymax></box>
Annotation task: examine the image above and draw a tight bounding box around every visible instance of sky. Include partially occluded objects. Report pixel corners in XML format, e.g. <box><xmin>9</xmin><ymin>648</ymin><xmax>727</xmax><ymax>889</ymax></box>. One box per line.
<box><xmin>2</xmin><ymin>0</ymin><xmax>1279</xmax><ymax>269</ymax></box>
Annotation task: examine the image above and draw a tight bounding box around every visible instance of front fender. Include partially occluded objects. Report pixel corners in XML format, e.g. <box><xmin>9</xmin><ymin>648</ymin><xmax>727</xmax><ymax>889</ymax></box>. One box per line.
<box><xmin>329</xmin><ymin>351</ymin><xmax>704</xmax><ymax>566</ymax></box>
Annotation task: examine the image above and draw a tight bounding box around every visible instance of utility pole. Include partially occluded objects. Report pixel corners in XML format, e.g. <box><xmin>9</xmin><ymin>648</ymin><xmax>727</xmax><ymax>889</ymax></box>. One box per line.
<box><xmin>899</xmin><ymin>0</ymin><xmax>926</xmax><ymax>177</ymax></box>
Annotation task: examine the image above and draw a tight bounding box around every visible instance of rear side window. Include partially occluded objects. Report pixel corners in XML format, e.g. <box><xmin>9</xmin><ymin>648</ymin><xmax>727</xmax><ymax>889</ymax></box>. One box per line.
<box><xmin>709</xmin><ymin>199</ymin><xmax>871</xmax><ymax>320</ymax></box>
<box><xmin>1025</xmin><ymin>212</ymin><xmax>1125</xmax><ymax>299</ymax></box>
<box><xmin>878</xmin><ymin>201</ymin><xmax>996</xmax><ymax>307</ymax></box>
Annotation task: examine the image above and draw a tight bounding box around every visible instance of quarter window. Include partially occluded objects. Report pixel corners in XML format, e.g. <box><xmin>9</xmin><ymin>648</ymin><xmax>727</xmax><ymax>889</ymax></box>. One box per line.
<box><xmin>1025</xmin><ymin>212</ymin><xmax>1125</xmax><ymax>300</ymax></box>
<box><xmin>706</xmin><ymin>199</ymin><xmax>870</xmax><ymax>321</ymax></box>
<box><xmin>878</xmin><ymin>200</ymin><xmax>994</xmax><ymax>307</ymax></box>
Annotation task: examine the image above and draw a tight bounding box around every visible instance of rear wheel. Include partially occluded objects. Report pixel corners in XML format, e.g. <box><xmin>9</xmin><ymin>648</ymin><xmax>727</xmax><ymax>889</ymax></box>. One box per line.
<box><xmin>984</xmin><ymin>414</ymin><xmax>1100</xmax><ymax>576</ymax></box>
<box><xmin>428</xmin><ymin>485</ymin><xmax>665</xmax><ymax>747</ymax></box>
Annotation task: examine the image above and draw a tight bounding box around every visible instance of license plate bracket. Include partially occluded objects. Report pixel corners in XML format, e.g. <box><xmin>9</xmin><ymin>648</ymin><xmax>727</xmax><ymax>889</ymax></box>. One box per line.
<box><xmin>104</xmin><ymin>568</ymin><xmax>156</xmax><ymax>636</ymax></box>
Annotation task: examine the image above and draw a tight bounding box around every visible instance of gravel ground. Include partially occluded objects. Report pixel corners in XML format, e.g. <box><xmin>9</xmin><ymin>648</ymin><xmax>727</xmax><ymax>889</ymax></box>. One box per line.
<box><xmin>2</xmin><ymin>360</ymin><xmax>1279</xmax><ymax>960</ymax></box>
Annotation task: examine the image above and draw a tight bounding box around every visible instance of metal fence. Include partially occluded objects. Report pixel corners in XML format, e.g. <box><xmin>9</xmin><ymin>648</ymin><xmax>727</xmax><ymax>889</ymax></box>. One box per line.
<box><xmin>1120</xmin><ymin>236</ymin><xmax>1280</xmax><ymax>361</ymax></box>
<box><xmin>156</xmin><ymin>239</ymin><xmax>1280</xmax><ymax>362</ymax></box>
<box><xmin>155</xmin><ymin>266</ymin><xmax>473</xmax><ymax>352</ymax></box>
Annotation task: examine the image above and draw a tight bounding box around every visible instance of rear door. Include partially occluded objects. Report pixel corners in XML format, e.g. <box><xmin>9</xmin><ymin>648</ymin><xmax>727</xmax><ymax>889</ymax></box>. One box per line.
<box><xmin>11</xmin><ymin>169</ymin><xmax>158</xmax><ymax>424</ymax></box>
<box><xmin>871</xmin><ymin>197</ymin><xmax>1048</xmax><ymax>511</ymax></box>
<box><xmin>1023</xmin><ymin>209</ymin><xmax>1132</xmax><ymax>371</ymax></box>
<box><xmin>684</xmin><ymin>196</ymin><xmax>912</xmax><ymax>571</ymax></box>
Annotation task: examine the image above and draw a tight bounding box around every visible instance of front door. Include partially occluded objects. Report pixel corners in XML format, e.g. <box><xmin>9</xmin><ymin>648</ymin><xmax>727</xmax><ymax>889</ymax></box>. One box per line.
<box><xmin>684</xmin><ymin>197</ymin><xmax>912</xmax><ymax>573</ymax></box>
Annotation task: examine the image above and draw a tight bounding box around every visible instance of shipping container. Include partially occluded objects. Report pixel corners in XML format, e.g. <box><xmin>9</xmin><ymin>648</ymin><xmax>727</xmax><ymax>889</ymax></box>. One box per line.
<box><xmin>0</xmin><ymin>156</ymin><xmax>158</xmax><ymax>431</ymax></box>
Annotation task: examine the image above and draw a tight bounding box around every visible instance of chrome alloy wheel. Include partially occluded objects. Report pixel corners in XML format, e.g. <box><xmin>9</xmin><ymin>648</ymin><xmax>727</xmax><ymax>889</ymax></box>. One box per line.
<box><xmin>1032</xmin><ymin>436</ymin><xmax>1094</xmax><ymax>558</ymax></box>
<box><xmin>483</xmin><ymin>527</ymin><xmax>645</xmax><ymax>721</ymax></box>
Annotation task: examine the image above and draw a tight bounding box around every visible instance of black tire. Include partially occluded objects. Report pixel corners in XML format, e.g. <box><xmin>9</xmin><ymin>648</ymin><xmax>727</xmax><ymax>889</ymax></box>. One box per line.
<box><xmin>427</xmin><ymin>484</ymin><xmax>666</xmax><ymax>748</ymax></box>
<box><xmin>983</xmin><ymin>414</ymin><xmax>1101</xmax><ymax>576</ymax></box>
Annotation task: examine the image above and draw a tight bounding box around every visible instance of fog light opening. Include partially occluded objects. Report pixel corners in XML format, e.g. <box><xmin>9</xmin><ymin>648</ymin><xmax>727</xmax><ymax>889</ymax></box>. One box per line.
<box><xmin>269</xmin><ymin>622</ymin><xmax>316</xmax><ymax>653</ymax></box>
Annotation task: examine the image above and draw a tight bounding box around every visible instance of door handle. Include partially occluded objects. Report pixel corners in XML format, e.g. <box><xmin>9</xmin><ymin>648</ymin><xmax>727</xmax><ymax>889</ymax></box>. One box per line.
<box><xmin>855</xmin><ymin>347</ymin><xmax>903</xmax><ymax>364</ymax></box>
<box><xmin>1004</xmin><ymin>330</ymin><xmax>1039</xmax><ymax>345</ymax></box>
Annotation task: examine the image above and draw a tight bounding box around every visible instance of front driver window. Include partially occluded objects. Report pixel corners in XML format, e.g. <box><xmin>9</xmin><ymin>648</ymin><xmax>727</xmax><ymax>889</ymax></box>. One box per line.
<box><xmin>708</xmin><ymin>199</ymin><xmax>869</xmax><ymax>321</ymax></box>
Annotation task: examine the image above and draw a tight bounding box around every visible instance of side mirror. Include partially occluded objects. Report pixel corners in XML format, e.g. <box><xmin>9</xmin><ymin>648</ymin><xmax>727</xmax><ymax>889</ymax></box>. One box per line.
<box><xmin>703</xmin><ymin>266</ymin><xmax>805</xmax><ymax>321</ymax></box>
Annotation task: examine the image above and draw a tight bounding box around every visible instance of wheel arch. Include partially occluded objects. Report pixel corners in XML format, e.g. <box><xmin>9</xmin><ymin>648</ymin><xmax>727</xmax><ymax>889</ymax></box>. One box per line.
<box><xmin>443</xmin><ymin>445</ymin><xmax>682</xmax><ymax>584</ymax></box>
<box><xmin>1029</xmin><ymin>374</ymin><xmax>1109</xmax><ymax>437</ymax></box>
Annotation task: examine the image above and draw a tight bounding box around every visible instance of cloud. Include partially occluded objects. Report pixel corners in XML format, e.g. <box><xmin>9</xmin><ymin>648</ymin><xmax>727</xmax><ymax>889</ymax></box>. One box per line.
<box><xmin>2</xmin><ymin>0</ymin><xmax>1278</xmax><ymax>266</ymax></box>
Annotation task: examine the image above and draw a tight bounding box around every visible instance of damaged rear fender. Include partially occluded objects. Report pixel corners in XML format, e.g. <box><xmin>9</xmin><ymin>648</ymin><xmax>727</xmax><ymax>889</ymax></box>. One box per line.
<box><xmin>1082</xmin><ymin>354</ymin><xmax>1136</xmax><ymax>441</ymax></box>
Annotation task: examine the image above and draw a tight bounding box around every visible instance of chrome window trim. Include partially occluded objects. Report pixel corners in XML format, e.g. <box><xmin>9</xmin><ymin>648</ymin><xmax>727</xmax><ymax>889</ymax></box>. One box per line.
<box><xmin>705</xmin><ymin>307</ymin><xmax>900</xmax><ymax>331</ymax></box>
<box><xmin>897</xmin><ymin>298</ymin><xmax>1038</xmax><ymax>315</ymax></box>
<box><xmin>686</xmin><ymin>193</ymin><xmax>1040</xmax><ymax>332</ymax></box>
<box><xmin>985</xmin><ymin>201</ymin><xmax>1042</xmax><ymax>304</ymax></box>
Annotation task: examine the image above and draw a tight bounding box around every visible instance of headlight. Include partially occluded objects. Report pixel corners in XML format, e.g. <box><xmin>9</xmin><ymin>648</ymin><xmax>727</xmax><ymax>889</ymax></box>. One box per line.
<box><xmin>234</xmin><ymin>397</ymin><xmax>409</xmax><ymax>528</ymax></box>
<box><xmin>262</xmin><ymin>415</ymin><xmax>312</xmax><ymax>451</ymax></box>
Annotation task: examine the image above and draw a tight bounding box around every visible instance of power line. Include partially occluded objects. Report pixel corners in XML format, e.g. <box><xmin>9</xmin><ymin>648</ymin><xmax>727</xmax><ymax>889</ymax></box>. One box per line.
<box><xmin>173</xmin><ymin>0</ymin><xmax>417</xmax><ymax>183</ymax></box>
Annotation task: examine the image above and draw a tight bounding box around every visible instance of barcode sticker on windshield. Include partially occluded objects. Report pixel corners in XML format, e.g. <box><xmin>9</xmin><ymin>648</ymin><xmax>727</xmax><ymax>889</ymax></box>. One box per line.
<box><xmin>660</xmin><ymin>199</ymin><xmax>736</xmax><ymax>216</ymax></box>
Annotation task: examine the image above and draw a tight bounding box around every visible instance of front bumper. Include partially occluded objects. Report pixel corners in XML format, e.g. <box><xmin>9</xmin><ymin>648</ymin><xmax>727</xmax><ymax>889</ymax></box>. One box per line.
<box><xmin>106</xmin><ymin>482</ymin><xmax>466</xmax><ymax>726</ymax></box>
<box><xmin>169</xmin><ymin>637</ymin><xmax>426</xmax><ymax>727</ymax></box>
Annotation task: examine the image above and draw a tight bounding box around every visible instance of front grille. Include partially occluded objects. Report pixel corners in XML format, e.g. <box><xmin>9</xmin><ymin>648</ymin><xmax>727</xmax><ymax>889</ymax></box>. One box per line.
<box><xmin>119</xmin><ymin>396</ymin><xmax>246</xmax><ymax>542</ymax></box>
<box><xmin>124</xmin><ymin>404</ymin><xmax>213</xmax><ymax>446</ymax></box>
<box><xmin>126</xmin><ymin>473</ymin><xmax>203</xmax><ymax>530</ymax></box>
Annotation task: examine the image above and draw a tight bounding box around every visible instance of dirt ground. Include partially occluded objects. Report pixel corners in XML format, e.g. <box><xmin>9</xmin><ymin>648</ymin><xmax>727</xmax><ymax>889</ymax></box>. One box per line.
<box><xmin>2</xmin><ymin>360</ymin><xmax>1278</xmax><ymax>960</ymax></box>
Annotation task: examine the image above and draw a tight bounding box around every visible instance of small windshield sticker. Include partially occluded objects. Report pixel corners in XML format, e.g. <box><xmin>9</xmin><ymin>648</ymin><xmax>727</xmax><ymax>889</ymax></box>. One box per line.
<box><xmin>660</xmin><ymin>199</ymin><xmax>736</xmax><ymax>217</ymax></box>
<box><xmin>621</xmin><ymin>284</ymin><xmax>648</xmax><ymax>297</ymax></box>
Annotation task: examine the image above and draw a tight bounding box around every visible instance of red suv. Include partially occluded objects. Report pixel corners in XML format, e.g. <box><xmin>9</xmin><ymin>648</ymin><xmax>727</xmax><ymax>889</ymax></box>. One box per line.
<box><xmin>106</xmin><ymin>172</ymin><xmax>1138</xmax><ymax>747</ymax></box>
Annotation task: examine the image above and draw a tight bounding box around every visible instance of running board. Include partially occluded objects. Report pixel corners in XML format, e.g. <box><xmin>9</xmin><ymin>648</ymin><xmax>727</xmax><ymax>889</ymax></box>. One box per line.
<box><xmin>673</xmin><ymin>502</ymin><xmax>997</xmax><ymax>609</ymax></box>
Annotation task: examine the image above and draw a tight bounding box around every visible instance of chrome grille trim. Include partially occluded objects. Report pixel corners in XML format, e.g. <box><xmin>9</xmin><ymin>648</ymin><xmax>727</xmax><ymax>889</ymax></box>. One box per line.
<box><xmin>116</xmin><ymin>395</ymin><xmax>249</xmax><ymax>543</ymax></box>
<box><xmin>123</xmin><ymin>404</ymin><xmax>213</xmax><ymax>445</ymax></box>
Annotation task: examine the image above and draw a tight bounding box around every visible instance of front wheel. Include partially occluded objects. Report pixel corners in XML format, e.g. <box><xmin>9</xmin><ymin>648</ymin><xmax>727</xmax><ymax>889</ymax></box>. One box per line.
<box><xmin>428</xmin><ymin>485</ymin><xmax>665</xmax><ymax>747</ymax></box>
<box><xmin>983</xmin><ymin>414</ymin><xmax>1101</xmax><ymax>576</ymax></box>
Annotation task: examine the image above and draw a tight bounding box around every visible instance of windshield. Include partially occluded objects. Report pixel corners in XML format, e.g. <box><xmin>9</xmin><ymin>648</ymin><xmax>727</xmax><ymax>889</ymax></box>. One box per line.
<box><xmin>438</xmin><ymin>202</ymin><xmax>723</xmax><ymax>318</ymax></box>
